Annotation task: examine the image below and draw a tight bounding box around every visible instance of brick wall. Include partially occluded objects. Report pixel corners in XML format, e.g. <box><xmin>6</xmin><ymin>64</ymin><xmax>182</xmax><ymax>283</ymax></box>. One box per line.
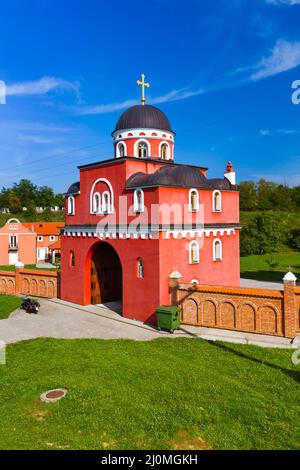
<box><xmin>170</xmin><ymin>278</ymin><xmax>299</xmax><ymax>339</ymax></box>
<box><xmin>0</xmin><ymin>268</ymin><xmax>59</xmax><ymax>298</ymax></box>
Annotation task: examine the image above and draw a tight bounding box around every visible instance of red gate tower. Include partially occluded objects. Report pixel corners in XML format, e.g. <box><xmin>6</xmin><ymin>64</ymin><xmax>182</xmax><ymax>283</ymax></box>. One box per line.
<box><xmin>61</xmin><ymin>75</ymin><xmax>240</xmax><ymax>323</ymax></box>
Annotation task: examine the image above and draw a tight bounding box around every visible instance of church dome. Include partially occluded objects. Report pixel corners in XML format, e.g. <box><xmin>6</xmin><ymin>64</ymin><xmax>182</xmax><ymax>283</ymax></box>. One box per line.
<box><xmin>114</xmin><ymin>104</ymin><xmax>172</xmax><ymax>132</ymax></box>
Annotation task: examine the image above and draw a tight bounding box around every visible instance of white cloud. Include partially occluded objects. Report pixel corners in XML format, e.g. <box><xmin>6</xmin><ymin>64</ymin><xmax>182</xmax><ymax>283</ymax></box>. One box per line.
<box><xmin>259</xmin><ymin>129</ymin><xmax>270</xmax><ymax>136</ymax></box>
<box><xmin>17</xmin><ymin>134</ymin><xmax>57</xmax><ymax>144</ymax></box>
<box><xmin>266</xmin><ymin>0</ymin><xmax>300</xmax><ymax>5</ymax></box>
<box><xmin>251</xmin><ymin>39</ymin><xmax>300</xmax><ymax>80</ymax></box>
<box><xmin>5</xmin><ymin>76</ymin><xmax>80</xmax><ymax>99</ymax></box>
<box><xmin>76</xmin><ymin>87</ymin><xmax>204</xmax><ymax>115</ymax></box>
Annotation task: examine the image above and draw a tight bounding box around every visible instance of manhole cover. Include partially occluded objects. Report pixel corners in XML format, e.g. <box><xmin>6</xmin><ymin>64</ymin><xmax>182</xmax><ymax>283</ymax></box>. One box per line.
<box><xmin>40</xmin><ymin>388</ymin><xmax>67</xmax><ymax>403</ymax></box>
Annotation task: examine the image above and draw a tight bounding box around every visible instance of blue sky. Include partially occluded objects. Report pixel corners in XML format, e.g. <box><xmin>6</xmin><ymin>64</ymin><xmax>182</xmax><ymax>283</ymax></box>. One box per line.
<box><xmin>0</xmin><ymin>0</ymin><xmax>300</xmax><ymax>193</ymax></box>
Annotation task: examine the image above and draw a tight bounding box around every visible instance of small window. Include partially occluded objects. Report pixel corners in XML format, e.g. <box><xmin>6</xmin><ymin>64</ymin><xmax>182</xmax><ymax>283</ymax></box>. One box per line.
<box><xmin>93</xmin><ymin>192</ymin><xmax>101</xmax><ymax>214</ymax></box>
<box><xmin>137</xmin><ymin>141</ymin><xmax>149</xmax><ymax>158</ymax></box>
<box><xmin>137</xmin><ymin>258</ymin><xmax>144</xmax><ymax>278</ymax></box>
<box><xmin>102</xmin><ymin>191</ymin><xmax>110</xmax><ymax>213</ymax></box>
<box><xmin>67</xmin><ymin>196</ymin><xmax>75</xmax><ymax>215</ymax></box>
<box><xmin>213</xmin><ymin>190</ymin><xmax>222</xmax><ymax>212</ymax></box>
<box><xmin>70</xmin><ymin>250</ymin><xmax>75</xmax><ymax>267</ymax></box>
<box><xmin>213</xmin><ymin>239</ymin><xmax>222</xmax><ymax>261</ymax></box>
<box><xmin>118</xmin><ymin>143</ymin><xmax>125</xmax><ymax>158</ymax></box>
<box><xmin>160</xmin><ymin>143</ymin><xmax>168</xmax><ymax>159</ymax></box>
<box><xmin>189</xmin><ymin>189</ymin><xmax>199</xmax><ymax>212</ymax></box>
<box><xmin>9</xmin><ymin>234</ymin><xmax>17</xmax><ymax>248</ymax></box>
<box><xmin>189</xmin><ymin>241</ymin><xmax>199</xmax><ymax>264</ymax></box>
<box><xmin>50</xmin><ymin>235</ymin><xmax>55</xmax><ymax>242</ymax></box>
<box><xmin>133</xmin><ymin>189</ymin><xmax>144</xmax><ymax>212</ymax></box>
<box><xmin>37</xmin><ymin>236</ymin><xmax>43</xmax><ymax>242</ymax></box>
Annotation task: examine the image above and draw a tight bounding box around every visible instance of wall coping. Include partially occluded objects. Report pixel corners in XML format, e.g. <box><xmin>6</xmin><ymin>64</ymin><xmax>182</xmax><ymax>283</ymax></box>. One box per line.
<box><xmin>177</xmin><ymin>283</ymin><xmax>283</xmax><ymax>299</ymax></box>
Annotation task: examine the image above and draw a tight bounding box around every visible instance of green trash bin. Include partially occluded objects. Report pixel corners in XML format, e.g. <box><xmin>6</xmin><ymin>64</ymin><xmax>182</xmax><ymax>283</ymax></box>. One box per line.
<box><xmin>156</xmin><ymin>306</ymin><xmax>180</xmax><ymax>333</ymax></box>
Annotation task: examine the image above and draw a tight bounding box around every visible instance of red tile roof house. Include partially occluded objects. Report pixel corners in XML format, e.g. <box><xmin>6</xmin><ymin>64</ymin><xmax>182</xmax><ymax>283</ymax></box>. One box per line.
<box><xmin>23</xmin><ymin>222</ymin><xmax>65</xmax><ymax>263</ymax></box>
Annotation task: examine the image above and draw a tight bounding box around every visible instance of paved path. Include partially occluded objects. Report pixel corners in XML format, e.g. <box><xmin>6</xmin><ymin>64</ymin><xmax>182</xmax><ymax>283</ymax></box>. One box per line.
<box><xmin>240</xmin><ymin>278</ymin><xmax>283</xmax><ymax>290</ymax></box>
<box><xmin>0</xmin><ymin>298</ymin><xmax>296</xmax><ymax>348</ymax></box>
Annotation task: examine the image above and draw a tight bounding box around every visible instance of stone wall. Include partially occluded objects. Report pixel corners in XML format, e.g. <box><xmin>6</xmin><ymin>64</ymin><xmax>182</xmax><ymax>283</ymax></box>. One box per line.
<box><xmin>170</xmin><ymin>275</ymin><xmax>299</xmax><ymax>339</ymax></box>
<box><xmin>0</xmin><ymin>268</ymin><xmax>59</xmax><ymax>298</ymax></box>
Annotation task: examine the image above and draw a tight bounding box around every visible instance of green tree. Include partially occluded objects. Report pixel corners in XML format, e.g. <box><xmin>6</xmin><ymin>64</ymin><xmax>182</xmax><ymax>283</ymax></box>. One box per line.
<box><xmin>238</xmin><ymin>181</ymin><xmax>257</xmax><ymax>211</ymax></box>
<box><xmin>12</xmin><ymin>179</ymin><xmax>37</xmax><ymax>208</ymax></box>
<box><xmin>240</xmin><ymin>212</ymin><xmax>283</xmax><ymax>255</ymax></box>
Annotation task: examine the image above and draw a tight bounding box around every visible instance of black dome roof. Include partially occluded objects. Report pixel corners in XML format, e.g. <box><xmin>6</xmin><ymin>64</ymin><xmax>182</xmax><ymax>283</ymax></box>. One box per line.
<box><xmin>114</xmin><ymin>105</ymin><xmax>172</xmax><ymax>132</ymax></box>
<box><xmin>126</xmin><ymin>165</ymin><xmax>233</xmax><ymax>190</ymax></box>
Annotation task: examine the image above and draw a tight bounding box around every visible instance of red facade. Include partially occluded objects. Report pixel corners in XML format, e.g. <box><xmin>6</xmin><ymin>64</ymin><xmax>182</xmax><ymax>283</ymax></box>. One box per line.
<box><xmin>61</xmin><ymin>104</ymin><xmax>240</xmax><ymax>324</ymax></box>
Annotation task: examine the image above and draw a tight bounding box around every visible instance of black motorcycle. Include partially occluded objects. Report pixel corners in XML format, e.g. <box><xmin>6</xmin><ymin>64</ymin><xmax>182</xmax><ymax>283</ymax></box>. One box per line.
<box><xmin>21</xmin><ymin>297</ymin><xmax>40</xmax><ymax>314</ymax></box>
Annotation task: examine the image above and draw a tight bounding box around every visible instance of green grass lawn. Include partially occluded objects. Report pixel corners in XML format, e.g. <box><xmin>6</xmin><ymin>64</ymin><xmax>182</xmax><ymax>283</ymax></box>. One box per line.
<box><xmin>0</xmin><ymin>294</ymin><xmax>22</xmax><ymax>319</ymax></box>
<box><xmin>0</xmin><ymin>264</ymin><xmax>57</xmax><ymax>272</ymax></box>
<box><xmin>0</xmin><ymin>338</ymin><xmax>299</xmax><ymax>450</ymax></box>
<box><xmin>240</xmin><ymin>251</ymin><xmax>300</xmax><ymax>283</ymax></box>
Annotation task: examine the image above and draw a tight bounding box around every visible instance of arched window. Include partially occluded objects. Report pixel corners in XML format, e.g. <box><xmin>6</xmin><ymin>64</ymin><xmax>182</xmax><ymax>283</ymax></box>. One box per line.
<box><xmin>137</xmin><ymin>258</ymin><xmax>144</xmax><ymax>278</ymax></box>
<box><xmin>213</xmin><ymin>239</ymin><xmax>222</xmax><ymax>261</ymax></box>
<box><xmin>189</xmin><ymin>189</ymin><xmax>199</xmax><ymax>212</ymax></box>
<box><xmin>189</xmin><ymin>241</ymin><xmax>199</xmax><ymax>264</ymax></box>
<box><xmin>93</xmin><ymin>192</ymin><xmax>101</xmax><ymax>214</ymax></box>
<box><xmin>70</xmin><ymin>250</ymin><xmax>75</xmax><ymax>267</ymax></box>
<box><xmin>160</xmin><ymin>143</ymin><xmax>168</xmax><ymax>159</ymax></box>
<box><xmin>67</xmin><ymin>196</ymin><xmax>75</xmax><ymax>215</ymax></box>
<box><xmin>117</xmin><ymin>142</ymin><xmax>126</xmax><ymax>158</ymax></box>
<box><xmin>137</xmin><ymin>141</ymin><xmax>149</xmax><ymax>158</ymax></box>
<box><xmin>102</xmin><ymin>191</ymin><xmax>111</xmax><ymax>213</ymax></box>
<box><xmin>133</xmin><ymin>189</ymin><xmax>144</xmax><ymax>213</ymax></box>
<box><xmin>213</xmin><ymin>190</ymin><xmax>222</xmax><ymax>212</ymax></box>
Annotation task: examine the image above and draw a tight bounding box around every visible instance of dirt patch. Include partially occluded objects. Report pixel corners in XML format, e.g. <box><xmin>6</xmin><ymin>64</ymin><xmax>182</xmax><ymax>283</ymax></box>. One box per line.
<box><xmin>170</xmin><ymin>429</ymin><xmax>212</xmax><ymax>450</ymax></box>
<box><xmin>26</xmin><ymin>402</ymin><xmax>50</xmax><ymax>422</ymax></box>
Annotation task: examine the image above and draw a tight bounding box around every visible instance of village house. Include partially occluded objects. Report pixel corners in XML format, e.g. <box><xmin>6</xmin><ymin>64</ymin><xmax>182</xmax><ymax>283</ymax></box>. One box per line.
<box><xmin>23</xmin><ymin>222</ymin><xmax>65</xmax><ymax>263</ymax></box>
<box><xmin>0</xmin><ymin>218</ymin><xmax>37</xmax><ymax>265</ymax></box>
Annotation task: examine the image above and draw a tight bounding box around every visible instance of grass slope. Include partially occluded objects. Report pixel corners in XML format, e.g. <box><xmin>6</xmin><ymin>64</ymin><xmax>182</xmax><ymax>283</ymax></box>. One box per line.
<box><xmin>0</xmin><ymin>338</ymin><xmax>299</xmax><ymax>450</ymax></box>
<box><xmin>240</xmin><ymin>251</ymin><xmax>300</xmax><ymax>282</ymax></box>
<box><xmin>0</xmin><ymin>294</ymin><xmax>22</xmax><ymax>320</ymax></box>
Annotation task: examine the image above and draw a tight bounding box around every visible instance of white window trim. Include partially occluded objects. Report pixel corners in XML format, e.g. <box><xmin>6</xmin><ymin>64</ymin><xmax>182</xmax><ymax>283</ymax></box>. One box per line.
<box><xmin>102</xmin><ymin>190</ymin><xmax>111</xmax><ymax>214</ymax></box>
<box><xmin>9</xmin><ymin>234</ymin><xmax>18</xmax><ymax>247</ymax></box>
<box><xmin>37</xmin><ymin>235</ymin><xmax>43</xmax><ymax>242</ymax></box>
<box><xmin>133</xmin><ymin>188</ymin><xmax>144</xmax><ymax>213</ymax></box>
<box><xmin>90</xmin><ymin>178</ymin><xmax>114</xmax><ymax>214</ymax></box>
<box><xmin>189</xmin><ymin>240</ymin><xmax>200</xmax><ymax>264</ymax></box>
<box><xmin>159</xmin><ymin>141</ymin><xmax>171</xmax><ymax>160</ymax></box>
<box><xmin>116</xmin><ymin>141</ymin><xmax>127</xmax><ymax>158</ymax></box>
<box><xmin>134</xmin><ymin>139</ymin><xmax>150</xmax><ymax>158</ymax></box>
<box><xmin>213</xmin><ymin>238</ymin><xmax>223</xmax><ymax>261</ymax></box>
<box><xmin>92</xmin><ymin>192</ymin><xmax>101</xmax><ymax>214</ymax></box>
<box><xmin>189</xmin><ymin>188</ymin><xmax>199</xmax><ymax>212</ymax></box>
<box><xmin>50</xmin><ymin>235</ymin><xmax>55</xmax><ymax>242</ymax></box>
<box><xmin>212</xmin><ymin>190</ymin><xmax>222</xmax><ymax>212</ymax></box>
<box><xmin>67</xmin><ymin>196</ymin><xmax>75</xmax><ymax>215</ymax></box>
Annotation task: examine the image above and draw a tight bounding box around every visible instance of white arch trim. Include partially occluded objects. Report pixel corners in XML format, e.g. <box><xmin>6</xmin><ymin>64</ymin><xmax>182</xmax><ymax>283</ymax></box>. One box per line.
<box><xmin>189</xmin><ymin>188</ymin><xmax>199</xmax><ymax>212</ymax></box>
<box><xmin>134</xmin><ymin>139</ymin><xmax>151</xmax><ymax>158</ymax></box>
<box><xmin>116</xmin><ymin>141</ymin><xmax>127</xmax><ymax>158</ymax></box>
<box><xmin>189</xmin><ymin>240</ymin><xmax>200</xmax><ymax>264</ymax></box>
<box><xmin>158</xmin><ymin>141</ymin><xmax>171</xmax><ymax>160</ymax></box>
<box><xmin>213</xmin><ymin>238</ymin><xmax>222</xmax><ymax>261</ymax></box>
<box><xmin>67</xmin><ymin>196</ymin><xmax>75</xmax><ymax>215</ymax></box>
<box><xmin>133</xmin><ymin>188</ymin><xmax>145</xmax><ymax>213</ymax></box>
<box><xmin>92</xmin><ymin>192</ymin><xmax>101</xmax><ymax>214</ymax></box>
<box><xmin>90</xmin><ymin>178</ymin><xmax>114</xmax><ymax>214</ymax></box>
<box><xmin>212</xmin><ymin>190</ymin><xmax>222</xmax><ymax>212</ymax></box>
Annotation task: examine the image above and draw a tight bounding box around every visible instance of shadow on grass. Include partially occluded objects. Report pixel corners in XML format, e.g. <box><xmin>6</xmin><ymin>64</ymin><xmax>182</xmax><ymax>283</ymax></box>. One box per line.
<box><xmin>180</xmin><ymin>327</ymin><xmax>300</xmax><ymax>384</ymax></box>
<box><xmin>240</xmin><ymin>271</ymin><xmax>285</xmax><ymax>283</ymax></box>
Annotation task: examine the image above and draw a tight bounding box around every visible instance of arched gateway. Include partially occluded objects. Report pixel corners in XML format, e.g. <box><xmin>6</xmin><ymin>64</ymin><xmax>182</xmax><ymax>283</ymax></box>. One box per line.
<box><xmin>90</xmin><ymin>242</ymin><xmax>122</xmax><ymax>305</ymax></box>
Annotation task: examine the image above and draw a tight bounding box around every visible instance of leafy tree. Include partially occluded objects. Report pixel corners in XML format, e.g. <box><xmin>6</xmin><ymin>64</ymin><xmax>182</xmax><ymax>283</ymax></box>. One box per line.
<box><xmin>12</xmin><ymin>179</ymin><xmax>37</xmax><ymax>208</ymax></box>
<box><xmin>287</xmin><ymin>227</ymin><xmax>300</xmax><ymax>250</ymax></box>
<box><xmin>240</xmin><ymin>212</ymin><xmax>283</xmax><ymax>255</ymax></box>
<box><xmin>238</xmin><ymin>181</ymin><xmax>257</xmax><ymax>211</ymax></box>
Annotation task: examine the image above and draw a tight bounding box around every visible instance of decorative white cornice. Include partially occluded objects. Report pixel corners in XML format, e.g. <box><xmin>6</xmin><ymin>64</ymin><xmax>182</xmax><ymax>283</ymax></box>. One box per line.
<box><xmin>112</xmin><ymin>128</ymin><xmax>175</xmax><ymax>143</ymax></box>
<box><xmin>62</xmin><ymin>226</ymin><xmax>236</xmax><ymax>240</ymax></box>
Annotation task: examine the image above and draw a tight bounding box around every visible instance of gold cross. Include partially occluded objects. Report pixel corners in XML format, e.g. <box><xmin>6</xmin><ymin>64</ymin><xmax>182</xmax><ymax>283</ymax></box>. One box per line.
<box><xmin>137</xmin><ymin>73</ymin><xmax>150</xmax><ymax>105</ymax></box>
